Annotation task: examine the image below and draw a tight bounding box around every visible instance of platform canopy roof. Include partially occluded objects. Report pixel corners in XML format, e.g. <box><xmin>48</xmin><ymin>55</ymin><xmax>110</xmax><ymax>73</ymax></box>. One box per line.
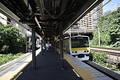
<box><xmin>0</xmin><ymin>0</ymin><xmax>103</xmax><ymax>39</ymax></box>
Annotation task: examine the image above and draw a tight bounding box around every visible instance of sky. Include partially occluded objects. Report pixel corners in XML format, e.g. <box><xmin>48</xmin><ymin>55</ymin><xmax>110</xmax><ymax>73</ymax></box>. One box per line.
<box><xmin>103</xmin><ymin>0</ymin><xmax>120</xmax><ymax>13</ymax></box>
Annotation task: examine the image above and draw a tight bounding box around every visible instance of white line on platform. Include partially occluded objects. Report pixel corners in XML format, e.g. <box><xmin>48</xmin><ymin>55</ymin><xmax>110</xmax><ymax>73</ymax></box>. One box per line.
<box><xmin>72</xmin><ymin>69</ymin><xmax>80</xmax><ymax>77</ymax></box>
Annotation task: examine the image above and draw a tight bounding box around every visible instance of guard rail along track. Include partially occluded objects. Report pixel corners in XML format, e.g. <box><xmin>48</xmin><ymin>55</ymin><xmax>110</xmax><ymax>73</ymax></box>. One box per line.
<box><xmin>0</xmin><ymin>53</ymin><xmax>31</xmax><ymax>72</ymax></box>
<box><xmin>84</xmin><ymin>60</ymin><xmax>120</xmax><ymax>80</ymax></box>
<box><xmin>90</xmin><ymin>47</ymin><xmax>120</xmax><ymax>64</ymax></box>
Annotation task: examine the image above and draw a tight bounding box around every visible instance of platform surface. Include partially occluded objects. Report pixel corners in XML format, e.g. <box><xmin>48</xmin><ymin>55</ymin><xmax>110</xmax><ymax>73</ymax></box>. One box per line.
<box><xmin>16</xmin><ymin>48</ymin><xmax>83</xmax><ymax>80</ymax></box>
<box><xmin>0</xmin><ymin>47</ymin><xmax>113</xmax><ymax>80</ymax></box>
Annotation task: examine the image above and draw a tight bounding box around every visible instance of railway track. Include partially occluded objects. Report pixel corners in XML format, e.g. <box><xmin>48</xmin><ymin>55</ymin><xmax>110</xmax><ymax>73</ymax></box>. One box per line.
<box><xmin>90</xmin><ymin>47</ymin><xmax>120</xmax><ymax>54</ymax></box>
<box><xmin>89</xmin><ymin>47</ymin><xmax>120</xmax><ymax>79</ymax></box>
<box><xmin>90</xmin><ymin>47</ymin><xmax>120</xmax><ymax>63</ymax></box>
<box><xmin>0</xmin><ymin>53</ymin><xmax>31</xmax><ymax>73</ymax></box>
<box><xmin>84</xmin><ymin>60</ymin><xmax>120</xmax><ymax>80</ymax></box>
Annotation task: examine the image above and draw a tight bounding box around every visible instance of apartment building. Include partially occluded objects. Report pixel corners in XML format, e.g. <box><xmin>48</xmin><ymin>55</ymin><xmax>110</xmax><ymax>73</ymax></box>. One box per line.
<box><xmin>66</xmin><ymin>3</ymin><xmax>103</xmax><ymax>34</ymax></box>
<box><xmin>78</xmin><ymin>3</ymin><xmax>103</xmax><ymax>29</ymax></box>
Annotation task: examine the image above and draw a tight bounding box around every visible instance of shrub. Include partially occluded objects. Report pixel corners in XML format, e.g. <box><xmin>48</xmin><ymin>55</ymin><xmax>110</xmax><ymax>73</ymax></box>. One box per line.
<box><xmin>90</xmin><ymin>51</ymin><xmax>107</xmax><ymax>64</ymax></box>
<box><xmin>0</xmin><ymin>53</ymin><xmax>23</xmax><ymax>66</ymax></box>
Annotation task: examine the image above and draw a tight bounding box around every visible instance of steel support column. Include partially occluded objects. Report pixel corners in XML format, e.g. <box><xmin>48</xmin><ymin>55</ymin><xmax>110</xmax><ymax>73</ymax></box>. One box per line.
<box><xmin>59</xmin><ymin>23</ymin><xmax>64</xmax><ymax>69</ymax></box>
<box><xmin>55</xmin><ymin>41</ymin><xmax>57</xmax><ymax>52</ymax></box>
<box><xmin>41</xmin><ymin>39</ymin><xmax>43</xmax><ymax>54</ymax></box>
<box><xmin>32</xmin><ymin>26</ymin><xmax>36</xmax><ymax>69</ymax></box>
<box><xmin>41</xmin><ymin>35</ymin><xmax>46</xmax><ymax>54</ymax></box>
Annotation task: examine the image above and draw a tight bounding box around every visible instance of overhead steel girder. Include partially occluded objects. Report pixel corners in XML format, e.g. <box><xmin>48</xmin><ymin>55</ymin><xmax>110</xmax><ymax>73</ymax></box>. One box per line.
<box><xmin>19</xmin><ymin>20</ymin><xmax>36</xmax><ymax>25</ymax></box>
<box><xmin>63</xmin><ymin>0</ymin><xmax>103</xmax><ymax>33</ymax></box>
<box><xmin>35</xmin><ymin>0</ymin><xmax>44</xmax><ymax>18</ymax></box>
<box><xmin>35</xmin><ymin>16</ymin><xmax>42</xmax><ymax>29</ymax></box>
<box><xmin>0</xmin><ymin>0</ymin><xmax>104</xmax><ymax>39</ymax></box>
<box><xmin>0</xmin><ymin>2</ymin><xmax>29</xmax><ymax>30</ymax></box>
<box><xmin>0</xmin><ymin>2</ymin><xmax>41</xmax><ymax>38</ymax></box>
<box><xmin>60</xmin><ymin>0</ymin><xmax>68</xmax><ymax>12</ymax></box>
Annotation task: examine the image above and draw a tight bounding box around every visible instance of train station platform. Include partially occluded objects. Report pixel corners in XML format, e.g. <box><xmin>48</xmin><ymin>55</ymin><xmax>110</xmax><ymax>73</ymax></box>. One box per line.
<box><xmin>0</xmin><ymin>47</ymin><xmax>113</xmax><ymax>80</ymax></box>
<box><xmin>16</xmin><ymin>48</ymin><xmax>82</xmax><ymax>80</ymax></box>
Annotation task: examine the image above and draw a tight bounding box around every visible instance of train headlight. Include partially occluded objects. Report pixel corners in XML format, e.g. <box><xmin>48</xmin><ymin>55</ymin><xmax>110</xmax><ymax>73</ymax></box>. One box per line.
<box><xmin>75</xmin><ymin>51</ymin><xmax>77</xmax><ymax>53</ymax></box>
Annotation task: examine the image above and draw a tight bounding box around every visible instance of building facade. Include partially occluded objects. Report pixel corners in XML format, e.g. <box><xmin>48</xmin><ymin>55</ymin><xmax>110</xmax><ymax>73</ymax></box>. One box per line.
<box><xmin>0</xmin><ymin>13</ymin><xmax>7</xmax><ymax>25</ymax></box>
<box><xmin>65</xmin><ymin>3</ymin><xmax>103</xmax><ymax>34</ymax></box>
<box><xmin>78</xmin><ymin>3</ymin><xmax>103</xmax><ymax>29</ymax></box>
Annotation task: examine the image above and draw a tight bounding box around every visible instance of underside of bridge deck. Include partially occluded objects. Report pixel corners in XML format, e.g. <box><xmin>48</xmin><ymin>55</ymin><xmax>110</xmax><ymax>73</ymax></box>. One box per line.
<box><xmin>0</xmin><ymin>0</ymin><xmax>103</xmax><ymax>70</ymax></box>
<box><xmin>0</xmin><ymin>0</ymin><xmax>103</xmax><ymax>39</ymax></box>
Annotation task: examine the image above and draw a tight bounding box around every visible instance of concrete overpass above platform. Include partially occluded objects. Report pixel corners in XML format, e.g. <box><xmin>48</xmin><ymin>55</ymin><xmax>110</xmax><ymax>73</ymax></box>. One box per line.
<box><xmin>65</xmin><ymin>28</ymin><xmax>95</xmax><ymax>35</ymax></box>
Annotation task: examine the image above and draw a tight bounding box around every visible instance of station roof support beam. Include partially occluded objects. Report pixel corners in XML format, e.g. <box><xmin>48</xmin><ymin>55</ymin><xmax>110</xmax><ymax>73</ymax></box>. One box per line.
<box><xmin>59</xmin><ymin>23</ymin><xmax>64</xmax><ymax>69</ymax></box>
<box><xmin>0</xmin><ymin>0</ymin><xmax>103</xmax><ymax>39</ymax></box>
<box><xmin>35</xmin><ymin>0</ymin><xmax>44</xmax><ymax>18</ymax></box>
<box><xmin>31</xmin><ymin>26</ymin><xmax>36</xmax><ymax>69</ymax></box>
<box><xmin>63</xmin><ymin>0</ymin><xmax>102</xmax><ymax>33</ymax></box>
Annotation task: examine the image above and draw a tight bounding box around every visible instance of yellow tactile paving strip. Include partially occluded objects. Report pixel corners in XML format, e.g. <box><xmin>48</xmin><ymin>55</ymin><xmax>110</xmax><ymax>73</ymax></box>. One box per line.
<box><xmin>0</xmin><ymin>49</ymin><xmax>41</xmax><ymax>80</ymax></box>
<box><xmin>0</xmin><ymin>57</ymin><xmax>32</xmax><ymax>80</ymax></box>
<box><xmin>0</xmin><ymin>48</ymin><xmax>94</xmax><ymax>80</ymax></box>
<box><xmin>57</xmin><ymin>48</ymin><xmax>95</xmax><ymax>80</ymax></box>
<box><xmin>64</xmin><ymin>55</ymin><xmax>95</xmax><ymax>80</ymax></box>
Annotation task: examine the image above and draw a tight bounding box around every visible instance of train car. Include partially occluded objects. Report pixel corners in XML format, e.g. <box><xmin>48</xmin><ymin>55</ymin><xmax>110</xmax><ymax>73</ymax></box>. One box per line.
<box><xmin>61</xmin><ymin>35</ymin><xmax>90</xmax><ymax>61</ymax></box>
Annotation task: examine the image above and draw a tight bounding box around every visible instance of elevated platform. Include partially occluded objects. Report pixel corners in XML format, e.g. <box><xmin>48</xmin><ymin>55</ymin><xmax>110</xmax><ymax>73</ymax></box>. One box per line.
<box><xmin>0</xmin><ymin>48</ymin><xmax>113</xmax><ymax>80</ymax></box>
<box><xmin>16</xmin><ymin>48</ymin><xmax>82</xmax><ymax>80</ymax></box>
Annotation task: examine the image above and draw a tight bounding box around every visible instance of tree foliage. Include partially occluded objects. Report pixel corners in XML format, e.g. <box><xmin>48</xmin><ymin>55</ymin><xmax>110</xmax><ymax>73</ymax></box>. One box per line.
<box><xmin>0</xmin><ymin>23</ymin><xmax>26</xmax><ymax>54</ymax></box>
<box><xmin>90</xmin><ymin>51</ymin><xmax>107</xmax><ymax>64</ymax></box>
<box><xmin>109</xmin><ymin>8</ymin><xmax>120</xmax><ymax>43</ymax></box>
<box><xmin>91</xmin><ymin>7</ymin><xmax>120</xmax><ymax>46</ymax></box>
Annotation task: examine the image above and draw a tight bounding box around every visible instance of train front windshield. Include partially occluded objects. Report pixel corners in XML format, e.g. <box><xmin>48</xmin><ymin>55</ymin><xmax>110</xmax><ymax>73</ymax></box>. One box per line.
<box><xmin>71</xmin><ymin>37</ymin><xmax>89</xmax><ymax>48</ymax></box>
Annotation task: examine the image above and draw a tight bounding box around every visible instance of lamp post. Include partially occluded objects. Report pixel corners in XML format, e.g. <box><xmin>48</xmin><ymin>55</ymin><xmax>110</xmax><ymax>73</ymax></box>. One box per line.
<box><xmin>97</xmin><ymin>26</ymin><xmax>100</xmax><ymax>46</ymax></box>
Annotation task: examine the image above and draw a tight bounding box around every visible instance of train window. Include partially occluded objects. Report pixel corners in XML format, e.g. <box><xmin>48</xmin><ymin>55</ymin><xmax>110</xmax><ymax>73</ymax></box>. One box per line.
<box><xmin>71</xmin><ymin>37</ymin><xmax>89</xmax><ymax>48</ymax></box>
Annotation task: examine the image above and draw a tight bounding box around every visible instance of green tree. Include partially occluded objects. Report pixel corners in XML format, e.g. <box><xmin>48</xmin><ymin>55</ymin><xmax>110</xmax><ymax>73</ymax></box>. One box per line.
<box><xmin>0</xmin><ymin>24</ymin><xmax>26</xmax><ymax>54</ymax></box>
<box><xmin>91</xmin><ymin>16</ymin><xmax>111</xmax><ymax>46</ymax></box>
<box><xmin>0</xmin><ymin>23</ymin><xmax>4</xmax><ymax>50</ymax></box>
<box><xmin>91</xmin><ymin>7</ymin><xmax>120</xmax><ymax>46</ymax></box>
<box><xmin>109</xmin><ymin>8</ymin><xmax>120</xmax><ymax>44</ymax></box>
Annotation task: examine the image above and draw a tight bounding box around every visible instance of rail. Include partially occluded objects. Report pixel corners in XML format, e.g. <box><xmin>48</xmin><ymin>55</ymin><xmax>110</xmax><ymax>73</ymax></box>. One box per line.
<box><xmin>90</xmin><ymin>47</ymin><xmax>120</xmax><ymax>68</ymax></box>
<box><xmin>84</xmin><ymin>60</ymin><xmax>120</xmax><ymax>80</ymax></box>
<box><xmin>0</xmin><ymin>53</ymin><xmax>31</xmax><ymax>72</ymax></box>
<box><xmin>90</xmin><ymin>47</ymin><xmax>120</xmax><ymax>54</ymax></box>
